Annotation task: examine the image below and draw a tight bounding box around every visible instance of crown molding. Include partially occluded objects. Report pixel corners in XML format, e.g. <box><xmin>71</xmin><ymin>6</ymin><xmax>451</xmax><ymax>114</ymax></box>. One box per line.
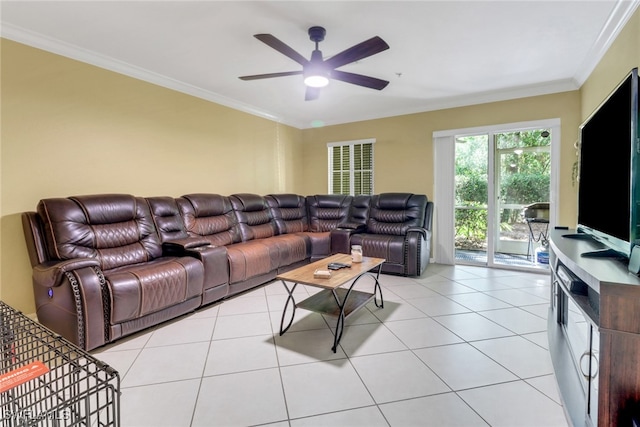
<box><xmin>1</xmin><ymin>23</ymin><xmax>299</xmax><ymax>128</ymax></box>
<box><xmin>573</xmin><ymin>0</ymin><xmax>640</xmax><ymax>86</ymax></box>
<box><xmin>309</xmin><ymin>78</ymin><xmax>579</xmax><ymax>129</ymax></box>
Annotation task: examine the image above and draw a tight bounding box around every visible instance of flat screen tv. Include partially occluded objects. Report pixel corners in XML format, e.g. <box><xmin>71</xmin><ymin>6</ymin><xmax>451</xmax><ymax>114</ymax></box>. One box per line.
<box><xmin>574</xmin><ymin>67</ymin><xmax>640</xmax><ymax>258</ymax></box>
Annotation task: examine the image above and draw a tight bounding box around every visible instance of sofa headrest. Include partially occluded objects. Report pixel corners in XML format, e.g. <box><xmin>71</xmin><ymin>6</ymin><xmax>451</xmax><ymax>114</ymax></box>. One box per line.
<box><xmin>348</xmin><ymin>195</ymin><xmax>371</xmax><ymax>226</ymax></box>
<box><xmin>70</xmin><ymin>194</ymin><xmax>139</xmax><ymax>224</ymax></box>
<box><xmin>266</xmin><ymin>194</ymin><xmax>302</xmax><ymax>209</ymax></box>
<box><xmin>375</xmin><ymin>193</ymin><xmax>415</xmax><ymax>209</ymax></box>
<box><xmin>181</xmin><ymin>194</ymin><xmax>231</xmax><ymax>217</ymax></box>
<box><xmin>146</xmin><ymin>196</ymin><xmax>180</xmax><ymax>217</ymax></box>
<box><xmin>308</xmin><ymin>194</ymin><xmax>353</xmax><ymax>208</ymax></box>
<box><xmin>146</xmin><ymin>197</ymin><xmax>188</xmax><ymax>242</ymax></box>
<box><xmin>230</xmin><ymin>193</ymin><xmax>266</xmax><ymax>212</ymax></box>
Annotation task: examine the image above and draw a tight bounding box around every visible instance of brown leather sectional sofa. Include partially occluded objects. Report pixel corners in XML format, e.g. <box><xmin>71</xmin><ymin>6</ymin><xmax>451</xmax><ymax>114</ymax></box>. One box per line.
<box><xmin>22</xmin><ymin>192</ymin><xmax>433</xmax><ymax>351</ymax></box>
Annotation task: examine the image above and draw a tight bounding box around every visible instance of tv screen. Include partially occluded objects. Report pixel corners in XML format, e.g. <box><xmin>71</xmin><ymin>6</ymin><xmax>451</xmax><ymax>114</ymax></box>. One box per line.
<box><xmin>577</xmin><ymin>68</ymin><xmax>639</xmax><ymax>258</ymax></box>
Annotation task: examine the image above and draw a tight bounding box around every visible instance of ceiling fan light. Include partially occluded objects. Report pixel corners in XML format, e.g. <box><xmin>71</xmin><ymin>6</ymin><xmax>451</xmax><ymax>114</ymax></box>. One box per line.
<box><xmin>304</xmin><ymin>74</ymin><xmax>329</xmax><ymax>88</ymax></box>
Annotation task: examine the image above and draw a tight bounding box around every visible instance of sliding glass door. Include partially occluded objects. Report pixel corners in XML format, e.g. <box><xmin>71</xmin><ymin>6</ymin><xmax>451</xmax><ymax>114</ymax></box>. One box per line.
<box><xmin>454</xmin><ymin>128</ymin><xmax>551</xmax><ymax>269</ymax></box>
<box><xmin>494</xmin><ymin>130</ymin><xmax>551</xmax><ymax>265</ymax></box>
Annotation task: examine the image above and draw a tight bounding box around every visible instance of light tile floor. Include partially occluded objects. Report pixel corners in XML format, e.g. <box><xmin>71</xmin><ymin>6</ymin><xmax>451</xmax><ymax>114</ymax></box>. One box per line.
<box><xmin>93</xmin><ymin>263</ymin><xmax>569</xmax><ymax>427</ymax></box>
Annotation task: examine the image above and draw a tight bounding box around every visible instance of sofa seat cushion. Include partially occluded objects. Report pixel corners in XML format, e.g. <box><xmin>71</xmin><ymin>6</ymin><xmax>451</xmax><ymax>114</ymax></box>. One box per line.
<box><xmin>226</xmin><ymin>241</ymin><xmax>279</xmax><ymax>284</ymax></box>
<box><xmin>349</xmin><ymin>234</ymin><xmax>405</xmax><ymax>264</ymax></box>
<box><xmin>267</xmin><ymin>234</ymin><xmax>310</xmax><ymax>267</ymax></box>
<box><xmin>105</xmin><ymin>256</ymin><xmax>204</xmax><ymax>323</ymax></box>
<box><xmin>298</xmin><ymin>231</ymin><xmax>330</xmax><ymax>258</ymax></box>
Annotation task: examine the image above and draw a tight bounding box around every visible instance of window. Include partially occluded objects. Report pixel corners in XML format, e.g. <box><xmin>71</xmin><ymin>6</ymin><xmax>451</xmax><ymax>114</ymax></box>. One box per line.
<box><xmin>328</xmin><ymin>139</ymin><xmax>375</xmax><ymax>195</ymax></box>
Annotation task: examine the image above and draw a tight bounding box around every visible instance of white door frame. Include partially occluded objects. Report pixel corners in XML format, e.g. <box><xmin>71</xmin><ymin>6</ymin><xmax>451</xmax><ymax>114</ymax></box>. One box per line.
<box><xmin>433</xmin><ymin>119</ymin><xmax>560</xmax><ymax>265</ymax></box>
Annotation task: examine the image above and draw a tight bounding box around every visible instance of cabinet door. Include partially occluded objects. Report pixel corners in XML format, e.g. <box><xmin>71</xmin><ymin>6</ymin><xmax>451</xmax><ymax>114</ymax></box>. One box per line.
<box><xmin>566</xmin><ymin>299</ymin><xmax>590</xmax><ymax>376</ymax></box>
<box><xmin>598</xmin><ymin>330</ymin><xmax>640</xmax><ymax>426</ymax></box>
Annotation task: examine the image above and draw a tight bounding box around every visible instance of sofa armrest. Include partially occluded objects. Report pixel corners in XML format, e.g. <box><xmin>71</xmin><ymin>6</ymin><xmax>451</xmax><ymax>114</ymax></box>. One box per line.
<box><xmin>330</xmin><ymin>228</ymin><xmax>364</xmax><ymax>254</ymax></box>
<box><xmin>406</xmin><ymin>227</ymin><xmax>429</xmax><ymax>240</ymax></box>
<box><xmin>162</xmin><ymin>239</ymin><xmax>229</xmax><ymax>291</ymax></box>
<box><xmin>337</xmin><ymin>222</ymin><xmax>366</xmax><ymax>231</ymax></box>
<box><xmin>33</xmin><ymin>258</ymin><xmax>100</xmax><ymax>288</ymax></box>
<box><xmin>185</xmin><ymin>245</ymin><xmax>230</xmax><ymax>290</ymax></box>
<box><xmin>163</xmin><ymin>237</ymin><xmax>211</xmax><ymax>252</ymax></box>
<box><xmin>405</xmin><ymin>228</ymin><xmax>431</xmax><ymax>276</ymax></box>
<box><xmin>31</xmin><ymin>261</ymin><xmax>107</xmax><ymax>350</ymax></box>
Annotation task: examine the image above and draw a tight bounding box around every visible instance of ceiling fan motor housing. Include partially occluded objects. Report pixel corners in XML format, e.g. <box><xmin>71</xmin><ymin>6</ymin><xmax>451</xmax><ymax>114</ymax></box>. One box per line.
<box><xmin>308</xmin><ymin>26</ymin><xmax>326</xmax><ymax>43</ymax></box>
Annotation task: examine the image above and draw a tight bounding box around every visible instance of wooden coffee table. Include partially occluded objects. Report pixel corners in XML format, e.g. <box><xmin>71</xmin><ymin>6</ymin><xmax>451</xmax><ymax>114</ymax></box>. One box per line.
<box><xmin>276</xmin><ymin>253</ymin><xmax>385</xmax><ymax>353</ymax></box>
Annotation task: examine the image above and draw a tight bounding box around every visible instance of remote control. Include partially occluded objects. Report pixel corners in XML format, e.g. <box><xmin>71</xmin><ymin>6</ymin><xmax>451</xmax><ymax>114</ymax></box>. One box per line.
<box><xmin>327</xmin><ymin>262</ymin><xmax>351</xmax><ymax>270</ymax></box>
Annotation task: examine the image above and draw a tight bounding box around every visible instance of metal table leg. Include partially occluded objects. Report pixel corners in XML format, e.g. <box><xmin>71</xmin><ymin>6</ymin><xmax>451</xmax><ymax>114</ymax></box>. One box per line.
<box><xmin>330</xmin><ymin>266</ymin><xmax>384</xmax><ymax>353</ymax></box>
<box><xmin>279</xmin><ymin>280</ymin><xmax>297</xmax><ymax>335</ymax></box>
<box><xmin>372</xmin><ymin>264</ymin><xmax>384</xmax><ymax>309</ymax></box>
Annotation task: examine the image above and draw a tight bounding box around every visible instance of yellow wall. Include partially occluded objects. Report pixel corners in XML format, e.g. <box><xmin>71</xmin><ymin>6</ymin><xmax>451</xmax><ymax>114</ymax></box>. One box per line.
<box><xmin>1</xmin><ymin>39</ymin><xmax>302</xmax><ymax>312</ymax></box>
<box><xmin>1</xmin><ymin>7</ymin><xmax>638</xmax><ymax>314</ymax></box>
<box><xmin>300</xmin><ymin>92</ymin><xmax>581</xmax><ymax>228</ymax></box>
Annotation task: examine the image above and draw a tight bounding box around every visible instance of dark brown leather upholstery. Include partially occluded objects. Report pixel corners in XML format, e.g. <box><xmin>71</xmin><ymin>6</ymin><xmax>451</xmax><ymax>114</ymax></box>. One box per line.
<box><xmin>304</xmin><ymin>194</ymin><xmax>353</xmax><ymax>260</ymax></box>
<box><xmin>266</xmin><ymin>194</ymin><xmax>333</xmax><ymax>260</ymax></box>
<box><xmin>329</xmin><ymin>195</ymin><xmax>372</xmax><ymax>255</ymax></box>
<box><xmin>177</xmin><ymin>194</ymin><xmax>238</xmax><ymax>247</ymax></box>
<box><xmin>146</xmin><ymin>196</ymin><xmax>229</xmax><ymax>305</ymax></box>
<box><xmin>25</xmin><ymin>194</ymin><xmax>205</xmax><ymax>350</ymax></box>
<box><xmin>178</xmin><ymin>194</ymin><xmax>274</xmax><ymax>292</ymax></box>
<box><xmin>266</xmin><ymin>194</ymin><xmax>308</xmax><ymax>234</ymax></box>
<box><xmin>349</xmin><ymin>193</ymin><xmax>432</xmax><ymax>276</ymax></box>
<box><xmin>307</xmin><ymin>194</ymin><xmax>353</xmax><ymax>232</ymax></box>
<box><xmin>230</xmin><ymin>193</ymin><xmax>309</xmax><ymax>278</ymax></box>
<box><xmin>22</xmin><ymin>191</ymin><xmax>433</xmax><ymax>351</ymax></box>
<box><xmin>348</xmin><ymin>195</ymin><xmax>372</xmax><ymax>228</ymax></box>
<box><xmin>176</xmin><ymin>193</ymin><xmax>309</xmax><ymax>296</ymax></box>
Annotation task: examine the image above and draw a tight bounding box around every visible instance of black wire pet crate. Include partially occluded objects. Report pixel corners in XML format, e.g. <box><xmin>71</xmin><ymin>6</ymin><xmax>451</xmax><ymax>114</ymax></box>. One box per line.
<box><xmin>0</xmin><ymin>301</ymin><xmax>120</xmax><ymax>426</ymax></box>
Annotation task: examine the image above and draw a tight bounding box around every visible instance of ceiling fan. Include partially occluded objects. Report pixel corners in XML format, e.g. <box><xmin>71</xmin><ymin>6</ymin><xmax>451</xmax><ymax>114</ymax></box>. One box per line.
<box><xmin>239</xmin><ymin>26</ymin><xmax>390</xmax><ymax>101</ymax></box>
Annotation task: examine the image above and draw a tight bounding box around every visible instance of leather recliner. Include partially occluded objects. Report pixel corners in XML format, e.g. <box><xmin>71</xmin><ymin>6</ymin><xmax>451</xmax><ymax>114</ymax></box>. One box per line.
<box><xmin>146</xmin><ymin>196</ymin><xmax>230</xmax><ymax>305</ymax></box>
<box><xmin>266</xmin><ymin>193</ymin><xmax>350</xmax><ymax>261</ymax></box>
<box><xmin>23</xmin><ymin>194</ymin><xmax>205</xmax><ymax>350</ymax></box>
<box><xmin>177</xmin><ymin>193</ymin><xmax>277</xmax><ymax>295</ymax></box>
<box><xmin>177</xmin><ymin>193</ymin><xmax>310</xmax><ymax>297</ymax></box>
<box><xmin>230</xmin><ymin>193</ymin><xmax>310</xmax><ymax>273</ymax></box>
<box><xmin>347</xmin><ymin>193</ymin><xmax>433</xmax><ymax>276</ymax></box>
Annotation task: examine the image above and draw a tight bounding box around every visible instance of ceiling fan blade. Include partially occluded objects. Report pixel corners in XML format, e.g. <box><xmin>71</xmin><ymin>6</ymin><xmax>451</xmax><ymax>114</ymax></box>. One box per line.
<box><xmin>239</xmin><ymin>70</ymin><xmax>303</xmax><ymax>81</ymax></box>
<box><xmin>330</xmin><ymin>70</ymin><xmax>389</xmax><ymax>90</ymax></box>
<box><xmin>305</xmin><ymin>86</ymin><xmax>321</xmax><ymax>101</ymax></box>
<box><xmin>324</xmin><ymin>36</ymin><xmax>389</xmax><ymax>69</ymax></box>
<box><xmin>254</xmin><ymin>34</ymin><xmax>309</xmax><ymax>66</ymax></box>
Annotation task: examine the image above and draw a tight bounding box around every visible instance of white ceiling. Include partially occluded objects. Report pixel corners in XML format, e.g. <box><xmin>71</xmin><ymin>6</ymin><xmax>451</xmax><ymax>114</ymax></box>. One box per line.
<box><xmin>2</xmin><ymin>1</ymin><xmax>639</xmax><ymax>129</ymax></box>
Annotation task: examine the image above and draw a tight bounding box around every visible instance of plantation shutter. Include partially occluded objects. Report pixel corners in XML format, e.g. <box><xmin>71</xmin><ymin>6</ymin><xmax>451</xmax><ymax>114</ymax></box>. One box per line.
<box><xmin>328</xmin><ymin>139</ymin><xmax>374</xmax><ymax>195</ymax></box>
